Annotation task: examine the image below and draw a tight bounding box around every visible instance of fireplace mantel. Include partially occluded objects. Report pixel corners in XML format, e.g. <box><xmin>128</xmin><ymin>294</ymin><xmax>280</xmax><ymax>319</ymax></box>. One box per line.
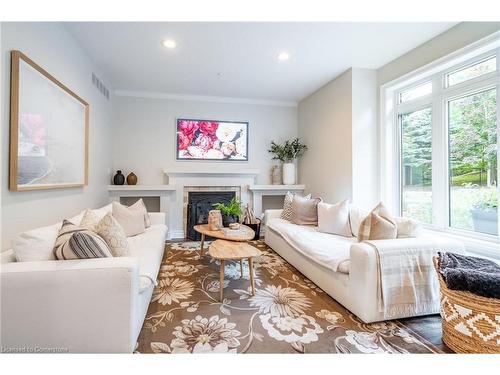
<box><xmin>163</xmin><ymin>169</ymin><xmax>260</xmax><ymax>178</ymax></box>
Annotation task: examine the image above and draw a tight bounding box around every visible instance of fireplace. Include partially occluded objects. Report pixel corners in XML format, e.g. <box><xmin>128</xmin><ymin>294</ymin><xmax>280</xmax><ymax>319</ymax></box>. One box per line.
<box><xmin>186</xmin><ymin>191</ymin><xmax>235</xmax><ymax>240</ymax></box>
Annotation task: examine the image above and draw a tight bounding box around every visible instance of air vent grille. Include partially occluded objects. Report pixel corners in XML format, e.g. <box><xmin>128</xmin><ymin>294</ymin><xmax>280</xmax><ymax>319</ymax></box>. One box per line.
<box><xmin>92</xmin><ymin>73</ymin><xmax>110</xmax><ymax>99</ymax></box>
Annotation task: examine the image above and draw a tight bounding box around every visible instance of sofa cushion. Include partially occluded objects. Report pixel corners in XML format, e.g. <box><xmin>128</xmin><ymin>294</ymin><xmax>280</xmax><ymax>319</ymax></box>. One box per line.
<box><xmin>280</xmin><ymin>191</ymin><xmax>311</xmax><ymax>221</ymax></box>
<box><xmin>358</xmin><ymin>202</ymin><xmax>397</xmax><ymax>242</ymax></box>
<box><xmin>349</xmin><ymin>206</ymin><xmax>369</xmax><ymax>237</ymax></box>
<box><xmin>53</xmin><ymin>220</ymin><xmax>112</xmax><ymax>260</ymax></box>
<box><xmin>112</xmin><ymin>201</ymin><xmax>146</xmax><ymax>237</ymax></box>
<box><xmin>394</xmin><ymin>217</ymin><xmax>422</xmax><ymax>238</ymax></box>
<box><xmin>127</xmin><ymin>224</ymin><xmax>167</xmax><ymax>292</ymax></box>
<box><xmin>318</xmin><ymin>200</ymin><xmax>352</xmax><ymax>237</ymax></box>
<box><xmin>291</xmin><ymin>195</ymin><xmax>321</xmax><ymax>225</ymax></box>
<box><xmin>129</xmin><ymin>199</ymin><xmax>151</xmax><ymax>228</ymax></box>
<box><xmin>96</xmin><ymin>213</ymin><xmax>130</xmax><ymax>257</ymax></box>
<box><xmin>267</xmin><ymin>218</ymin><xmax>354</xmax><ymax>273</ymax></box>
<box><xmin>80</xmin><ymin>209</ymin><xmax>100</xmax><ymax>231</ymax></box>
<box><xmin>12</xmin><ymin>222</ymin><xmax>61</xmax><ymax>262</ymax></box>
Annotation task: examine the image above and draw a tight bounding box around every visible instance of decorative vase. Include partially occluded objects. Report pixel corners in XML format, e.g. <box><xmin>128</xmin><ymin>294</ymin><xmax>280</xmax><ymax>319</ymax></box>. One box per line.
<box><xmin>208</xmin><ymin>210</ymin><xmax>223</xmax><ymax>231</ymax></box>
<box><xmin>222</xmin><ymin>214</ymin><xmax>239</xmax><ymax>228</ymax></box>
<box><xmin>127</xmin><ymin>172</ymin><xmax>137</xmax><ymax>185</ymax></box>
<box><xmin>113</xmin><ymin>170</ymin><xmax>125</xmax><ymax>185</ymax></box>
<box><xmin>282</xmin><ymin>162</ymin><xmax>296</xmax><ymax>185</ymax></box>
<box><xmin>271</xmin><ymin>165</ymin><xmax>282</xmax><ymax>185</ymax></box>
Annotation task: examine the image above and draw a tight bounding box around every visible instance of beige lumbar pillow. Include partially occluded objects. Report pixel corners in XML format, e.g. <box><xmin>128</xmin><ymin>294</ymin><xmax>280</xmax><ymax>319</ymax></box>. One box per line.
<box><xmin>112</xmin><ymin>201</ymin><xmax>146</xmax><ymax>236</ymax></box>
<box><xmin>357</xmin><ymin>202</ymin><xmax>397</xmax><ymax>242</ymax></box>
<box><xmin>128</xmin><ymin>199</ymin><xmax>151</xmax><ymax>228</ymax></box>
<box><xmin>394</xmin><ymin>217</ymin><xmax>422</xmax><ymax>238</ymax></box>
<box><xmin>318</xmin><ymin>199</ymin><xmax>352</xmax><ymax>237</ymax></box>
<box><xmin>96</xmin><ymin>213</ymin><xmax>130</xmax><ymax>257</ymax></box>
<box><xmin>291</xmin><ymin>195</ymin><xmax>322</xmax><ymax>225</ymax></box>
<box><xmin>53</xmin><ymin>220</ymin><xmax>112</xmax><ymax>260</ymax></box>
<box><xmin>281</xmin><ymin>191</ymin><xmax>312</xmax><ymax>221</ymax></box>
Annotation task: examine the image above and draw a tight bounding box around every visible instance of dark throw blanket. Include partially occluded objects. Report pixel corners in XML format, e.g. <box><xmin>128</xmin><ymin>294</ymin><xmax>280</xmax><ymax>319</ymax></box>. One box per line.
<box><xmin>438</xmin><ymin>252</ymin><xmax>500</xmax><ymax>299</ymax></box>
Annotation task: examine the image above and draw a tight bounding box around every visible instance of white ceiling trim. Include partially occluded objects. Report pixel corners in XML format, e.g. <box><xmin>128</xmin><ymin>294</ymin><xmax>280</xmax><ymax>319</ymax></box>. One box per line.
<box><xmin>114</xmin><ymin>89</ymin><xmax>298</xmax><ymax>107</ymax></box>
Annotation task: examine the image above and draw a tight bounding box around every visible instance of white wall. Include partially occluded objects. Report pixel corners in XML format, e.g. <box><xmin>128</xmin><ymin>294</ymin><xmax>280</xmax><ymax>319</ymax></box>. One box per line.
<box><xmin>112</xmin><ymin>95</ymin><xmax>297</xmax><ymax>185</ymax></box>
<box><xmin>297</xmin><ymin>69</ymin><xmax>353</xmax><ymax>203</ymax></box>
<box><xmin>351</xmin><ymin>68</ymin><xmax>378</xmax><ymax>208</ymax></box>
<box><xmin>1</xmin><ymin>23</ymin><xmax>114</xmax><ymax>250</ymax></box>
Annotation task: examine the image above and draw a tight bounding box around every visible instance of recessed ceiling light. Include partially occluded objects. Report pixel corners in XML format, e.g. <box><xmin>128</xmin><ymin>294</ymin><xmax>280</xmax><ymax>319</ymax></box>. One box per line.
<box><xmin>278</xmin><ymin>52</ymin><xmax>290</xmax><ymax>61</ymax></box>
<box><xmin>162</xmin><ymin>39</ymin><xmax>176</xmax><ymax>49</ymax></box>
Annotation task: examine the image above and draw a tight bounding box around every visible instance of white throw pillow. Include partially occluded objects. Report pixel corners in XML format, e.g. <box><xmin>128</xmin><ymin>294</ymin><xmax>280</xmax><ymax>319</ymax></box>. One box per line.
<box><xmin>79</xmin><ymin>209</ymin><xmax>100</xmax><ymax>231</ymax></box>
<box><xmin>318</xmin><ymin>200</ymin><xmax>352</xmax><ymax>237</ymax></box>
<box><xmin>112</xmin><ymin>201</ymin><xmax>146</xmax><ymax>237</ymax></box>
<box><xmin>349</xmin><ymin>205</ymin><xmax>369</xmax><ymax>237</ymax></box>
<box><xmin>128</xmin><ymin>199</ymin><xmax>151</xmax><ymax>228</ymax></box>
<box><xmin>394</xmin><ymin>217</ymin><xmax>422</xmax><ymax>238</ymax></box>
<box><xmin>12</xmin><ymin>222</ymin><xmax>61</xmax><ymax>262</ymax></box>
<box><xmin>93</xmin><ymin>203</ymin><xmax>113</xmax><ymax>220</ymax></box>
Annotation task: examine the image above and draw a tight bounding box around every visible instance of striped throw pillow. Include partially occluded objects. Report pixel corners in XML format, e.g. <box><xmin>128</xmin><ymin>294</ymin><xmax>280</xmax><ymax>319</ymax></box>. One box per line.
<box><xmin>53</xmin><ymin>220</ymin><xmax>112</xmax><ymax>260</ymax></box>
<box><xmin>280</xmin><ymin>191</ymin><xmax>312</xmax><ymax>221</ymax></box>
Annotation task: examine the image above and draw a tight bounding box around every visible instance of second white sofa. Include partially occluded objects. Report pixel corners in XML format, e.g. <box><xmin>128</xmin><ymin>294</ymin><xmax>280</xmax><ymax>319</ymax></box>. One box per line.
<box><xmin>264</xmin><ymin>209</ymin><xmax>465</xmax><ymax>323</ymax></box>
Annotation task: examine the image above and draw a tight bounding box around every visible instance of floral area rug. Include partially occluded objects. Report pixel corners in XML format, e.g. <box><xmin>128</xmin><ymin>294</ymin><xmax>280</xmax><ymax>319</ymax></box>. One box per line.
<box><xmin>135</xmin><ymin>240</ymin><xmax>442</xmax><ymax>354</ymax></box>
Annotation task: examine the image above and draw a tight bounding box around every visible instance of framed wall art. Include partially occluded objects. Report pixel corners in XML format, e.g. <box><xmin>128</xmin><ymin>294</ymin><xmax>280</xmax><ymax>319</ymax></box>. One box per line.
<box><xmin>176</xmin><ymin>118</ymin><xmax>248</xmax><ymax>161</ymax></box>
<box><xmin>9</xmin><ymin>50</ymin><xmax>89</xmax><ymax>191</ymax></box>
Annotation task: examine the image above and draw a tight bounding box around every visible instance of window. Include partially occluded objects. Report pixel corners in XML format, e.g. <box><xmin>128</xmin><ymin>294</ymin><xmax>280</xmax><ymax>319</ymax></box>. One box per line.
<box><xmin>448</xmin><ymin>88</ymin><xmax>497</xmax><ymax>235</ymax></box>
<box><xmin>446</xmin><ymin>56</ymin><xmax>496</xmax><ymax>87</ymax></box>
<box><xmin>399</xmin><ymin>81</ymin><xmax>432</xmax><ymax>103</ymax></box>
<box><xmin>400</xmin><ymin>108</ymin><xmax>433</xmax><ymax>224</ymax></box>
<box><xmin>385</xmin><ymin>41</ymin><xmax>500</xmax><ymax>241</ymax></box>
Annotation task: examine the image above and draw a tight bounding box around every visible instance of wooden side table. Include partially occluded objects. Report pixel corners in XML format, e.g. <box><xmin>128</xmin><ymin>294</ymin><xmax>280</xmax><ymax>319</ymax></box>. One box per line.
<box><xmin>208</xmin><ymin>240</ymin><xmax>261</xmax><ymax>301</ymax></box>
<box><xmin>193</xmin><ymin>224</ymin><xmax>255</xmax><ymax>257</ymax></box>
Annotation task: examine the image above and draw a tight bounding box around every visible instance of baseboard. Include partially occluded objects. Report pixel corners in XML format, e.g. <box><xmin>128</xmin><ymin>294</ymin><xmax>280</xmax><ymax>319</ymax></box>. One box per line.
<box><xmin>168</xmin><ymin>230</ymin><xmax>185</xmax><ymax>240</ymax></box>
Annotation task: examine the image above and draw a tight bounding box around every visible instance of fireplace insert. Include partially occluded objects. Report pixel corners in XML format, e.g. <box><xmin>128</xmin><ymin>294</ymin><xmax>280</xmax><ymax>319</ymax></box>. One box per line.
<box><xmin>186</xmin><ymin>191</ymin><xmax>235</xmax><ymax>240</ymax></box>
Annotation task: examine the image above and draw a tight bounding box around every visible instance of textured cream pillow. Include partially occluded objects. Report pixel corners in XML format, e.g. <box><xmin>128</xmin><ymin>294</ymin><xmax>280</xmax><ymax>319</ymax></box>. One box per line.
<box><xmin>394</xmin><ymin>217</ymin><xmax>422</xmax><ymax>238</ymax></box>
<box><xmin>79</xmin><ymin>209</ymin><xmax>100</xmax><ymax>231</ymax></box>
<box><xmin>129</xmin><ymin>199</ymin><xmax>151</xmax><ymax>228</ymax></box>
<box><xmin>281</xmin><ymin>191</ymin><xmax>312</xmax><ymax>221</ymax></box>
<box><xmin>291</xmin><ymin>195</ymin><xmax>322</xmax><ymax>225</ymax></box>
<box><xmin>112</xmin><ymin>201</ymin><xmax>146</xmax><ymax>236</ymax></box>
<box><xmin>357</xmin><ymin>202</ymin><xmax>397</xmax><ymax>242</ymax></box>
<box><xmin>318</xmin><ymin>200</ymin><xmax>352</xmax><ymax>237</ymax></box>
<box><xmin>96</xmin><ymin>213</ymin><xmax>130</xmax><ymax>257</ymax></box>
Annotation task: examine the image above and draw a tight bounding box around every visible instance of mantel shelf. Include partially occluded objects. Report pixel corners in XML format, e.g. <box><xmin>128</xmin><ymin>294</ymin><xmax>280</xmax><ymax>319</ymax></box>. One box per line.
<box><xmin>248</xmin><ymin>184</ymin><xmax>306</xmax><ymax>192</ymax></box>
<box><xmin>164</xmin><ymin>169</ymin><xmax>260</xmax><ymax>177</ymax></box>
<box><xmin>108</xmin><ymin>185</ymin><xmax>176</xmax><ymax>191</ymax></box>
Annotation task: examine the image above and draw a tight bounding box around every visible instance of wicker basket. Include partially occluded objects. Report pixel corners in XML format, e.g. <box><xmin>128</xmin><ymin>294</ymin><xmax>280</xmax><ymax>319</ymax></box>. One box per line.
<box><xmin>433</xmin><ymin>256</ymin><xmax>500</xmax><ymax>353</ymax></box>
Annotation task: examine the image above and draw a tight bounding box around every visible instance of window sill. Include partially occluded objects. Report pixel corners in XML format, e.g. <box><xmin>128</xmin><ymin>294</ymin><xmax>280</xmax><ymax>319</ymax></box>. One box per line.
<box><xmin>423</xmin><ymin>228</ymin><xmax>499</xmax><ymax>261</ymax></box>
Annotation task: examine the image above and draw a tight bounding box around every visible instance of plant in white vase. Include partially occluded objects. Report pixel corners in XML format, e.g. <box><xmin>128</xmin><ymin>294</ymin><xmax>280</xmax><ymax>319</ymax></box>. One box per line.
<box><xmin>268</xmin><ymin>138</ymin><xmax>307</xmax><ymax>185</ymax></box>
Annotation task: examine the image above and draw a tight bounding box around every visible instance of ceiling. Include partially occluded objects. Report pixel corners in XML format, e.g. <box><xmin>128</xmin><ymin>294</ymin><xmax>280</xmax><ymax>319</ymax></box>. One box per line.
<box><xmin>66</xmin><ymin>22</ymin><xmax>457</xmax><ymax>103</ymax></box>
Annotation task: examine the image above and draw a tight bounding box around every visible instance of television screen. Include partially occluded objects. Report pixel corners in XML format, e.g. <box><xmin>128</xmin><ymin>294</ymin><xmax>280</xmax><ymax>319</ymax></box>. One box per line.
<box><xmin>176</xmin><ymin>119</ymin><xmax>248</xmax><ymax>161</ymax></box>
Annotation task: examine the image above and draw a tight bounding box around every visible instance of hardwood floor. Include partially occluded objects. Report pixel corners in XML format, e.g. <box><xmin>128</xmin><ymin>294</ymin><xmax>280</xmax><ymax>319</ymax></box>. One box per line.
<box><xmin>398</xmin><ymin>315</ymin><xmax>452</xmax><ymax>353</ymax></box>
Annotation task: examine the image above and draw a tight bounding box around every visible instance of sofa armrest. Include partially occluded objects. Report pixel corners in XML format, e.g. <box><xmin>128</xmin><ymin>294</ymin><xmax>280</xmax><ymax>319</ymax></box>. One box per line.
<box><xmin>1</xmin><ymin>257</ymin><xmax>139</xmax><ymax>353</ymax></box>
<box><xmin>149</xmin><ymin>212</ymin><xmax>166</xmax><ymax>226</ymax></box>
<box><xmin>264</xmin><ymin>209</ymin><xmax>283</xmax><ymax>224</ymax></box>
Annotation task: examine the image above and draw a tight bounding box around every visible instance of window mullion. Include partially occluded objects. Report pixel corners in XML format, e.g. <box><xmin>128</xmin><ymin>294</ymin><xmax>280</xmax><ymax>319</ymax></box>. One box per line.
<box><xmin>431</xmin><ymin>91</ymin><xmax>447</xmax><ymax>230</ymax></box>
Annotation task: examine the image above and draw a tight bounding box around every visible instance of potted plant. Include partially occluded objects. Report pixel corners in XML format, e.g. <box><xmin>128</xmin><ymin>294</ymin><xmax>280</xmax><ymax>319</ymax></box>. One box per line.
<box><xmin>213</xmin><ymin>197</ymin><xmax>243</xmax><ymax>227</ymax></box>
<box><xmin>268</xmin><ymin>138</ymin><xmax>307</xmax><ymax>185</ymax></box>
<box><xmin>470</xmin><ymin>187</ymin><xmax>498</xmax><ymax>235</ymax></box>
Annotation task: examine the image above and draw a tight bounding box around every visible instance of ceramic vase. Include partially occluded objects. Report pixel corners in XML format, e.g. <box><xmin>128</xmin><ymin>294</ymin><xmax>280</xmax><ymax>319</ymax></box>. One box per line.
<box><xmin>282</xmin><ymin>162</ymin><xmax>296</xmax><ymax>185</ymax></box>
<box><xmin>113</xmin><ymin>170</ymin><xmax>125</xmax><ymax>185</ymax></box>
<box><xmin>127</xmin><ymin>172</ymin><xmax>137</xmax><ymax>185</ymax></box>
<box><xmin>271</xmin><ymin>165</ymin><xmax>282</xmax><ymax>185</ymax></box>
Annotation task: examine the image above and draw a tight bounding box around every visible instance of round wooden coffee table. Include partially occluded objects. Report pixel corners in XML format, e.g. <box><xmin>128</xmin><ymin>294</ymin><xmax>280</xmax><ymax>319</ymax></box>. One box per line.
<box><xmin>208</xmin><ymin>239</ymin><xmax>262</xmax><ymax>301</ymax></box>
<box><xmin>193</xmin><ymin>224</ymin><xmax>255</xmax><ymax>257</ymax></box>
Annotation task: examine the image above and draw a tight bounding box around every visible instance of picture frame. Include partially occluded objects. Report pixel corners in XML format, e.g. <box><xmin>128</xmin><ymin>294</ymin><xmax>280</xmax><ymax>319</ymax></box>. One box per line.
<box><xmin>9</xmin><ymin>50</ymin><xmax>89</xmax><ymax>191</ymax></box>
<box><xmin>176</xmin><ymin>118</ymin><xmax>249</xmax><ymax>161</ymax></box>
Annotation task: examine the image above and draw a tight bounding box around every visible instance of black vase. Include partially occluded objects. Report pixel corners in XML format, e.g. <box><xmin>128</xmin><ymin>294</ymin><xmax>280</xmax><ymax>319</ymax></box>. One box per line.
<box><xmin>113</xmin><ymin>170</ymin><xmax>125</xmax><ymax>185</ymax></box>
<box><xmin>222</xmin><ymin>214</ymin><xmax>239</xmax><ymax>227</ymax></box>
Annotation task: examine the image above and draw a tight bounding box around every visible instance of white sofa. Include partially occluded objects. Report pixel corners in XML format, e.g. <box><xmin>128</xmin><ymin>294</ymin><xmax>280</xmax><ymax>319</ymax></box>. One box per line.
<box><xmin>264</xmin><ymin>209</ymin><xmax>465</xmax><ymax>323</ymax></box>
<box><xmin>0</xmin><ymin>206</ymin><xmax>167</xmax><ymax>353</ymax></box>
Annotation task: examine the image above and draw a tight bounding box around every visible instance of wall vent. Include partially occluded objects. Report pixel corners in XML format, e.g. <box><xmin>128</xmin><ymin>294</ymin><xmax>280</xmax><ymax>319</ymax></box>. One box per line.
<box><xmin>92</xmin><ymin>73</ymin><xmax>110</xmax><ymax>99</ymax></box>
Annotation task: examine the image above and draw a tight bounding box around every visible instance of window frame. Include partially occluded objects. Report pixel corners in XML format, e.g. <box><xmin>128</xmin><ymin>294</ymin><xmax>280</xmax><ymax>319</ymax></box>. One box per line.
<box><xmin>382</xmin><ymin>34</ymin><xmax>500</xmax><ymax>244</ymax></box>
